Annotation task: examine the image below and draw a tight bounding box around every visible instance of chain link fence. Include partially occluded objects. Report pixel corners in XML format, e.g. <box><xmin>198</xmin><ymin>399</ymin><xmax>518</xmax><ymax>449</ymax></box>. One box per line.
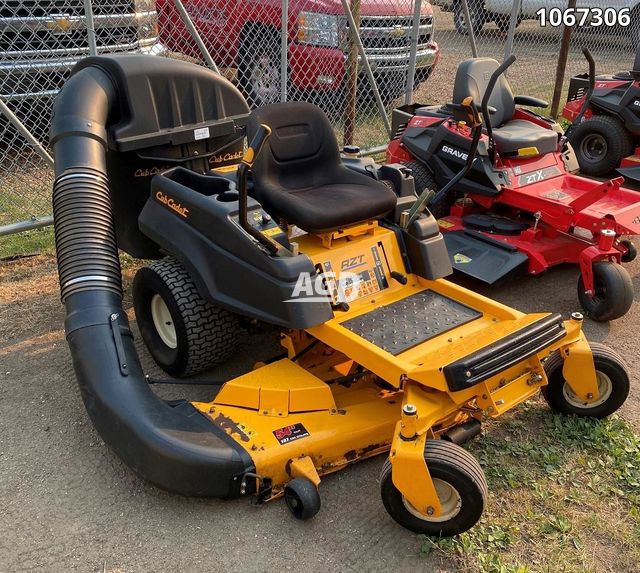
<box><xmin>1</xmin><ymin>0</ymin><xmax>638</xmax><ymax>257</ymax></box>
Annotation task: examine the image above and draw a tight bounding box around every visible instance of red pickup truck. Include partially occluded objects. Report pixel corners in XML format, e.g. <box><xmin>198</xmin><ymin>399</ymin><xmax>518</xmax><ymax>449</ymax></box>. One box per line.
<box><xmin>157</xmin><ymin>0</ymin><xmax>440</xmax><ymax>105</ymax></box>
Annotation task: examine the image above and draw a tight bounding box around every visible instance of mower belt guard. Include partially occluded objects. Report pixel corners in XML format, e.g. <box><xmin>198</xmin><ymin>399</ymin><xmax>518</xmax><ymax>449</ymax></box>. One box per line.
<box><xmin>443</xmin><ymin>313</ymin><xmax>566</xmax><ymax>391</ymax></box>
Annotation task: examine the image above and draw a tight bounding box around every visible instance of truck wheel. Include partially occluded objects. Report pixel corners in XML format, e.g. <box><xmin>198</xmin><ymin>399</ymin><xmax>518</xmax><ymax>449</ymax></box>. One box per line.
<box><xmin>380</xmin><ymin>440</ymin><xmax>487</xmax><ymax>537</ymax></box>
<box><xmin>133</xmin><ymin>257</ymin><xmax>241</xmax><ymax>377</ymax></box>
<box><xmin>541</xmin><ymin>343</ymin><xmax>630</xmax><ymax>418</ymax></box>
<box><xmin>238</xmin><ymin>26</ymin><xmax>281</xmax><ymax>107</ymax></box>
<box><xmin>405</xmin><ymin>160</ymin><xmax>454</xmax><ymax>220</ymax></box>
<box><xmin>453</xmin><ymin>0</ymin><xmax>486</xmax><ymax>36</ymax></box>
<box><xmin>569</xmin><ymin>116</ymin><xmax>634</xmax><ymax>176</ymax></box>
<box><xmin>495</xmin><ymin>14</ymin><xmax>521</xmax><ymax>33</ymax></box>
<box><xmin>577</xmin><ymin>262</ymin><xmax>634</xmax><ymax>322</ymax></box>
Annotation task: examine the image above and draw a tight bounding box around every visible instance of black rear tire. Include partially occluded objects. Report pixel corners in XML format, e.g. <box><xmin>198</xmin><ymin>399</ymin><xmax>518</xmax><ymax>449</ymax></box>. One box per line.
<box><xmin>133</xmin><ymin>257</ymin><xmax>241</xmax><ymax>377</ymax></box>
<box><xmin>380</xmin><ymin>440</ymin><xmax>487</xmax><ymax>536</ymax></box>
<box><xmin>569</xmin><ymin>116</ymin><xmax>634</xmax><ymax>176</ymax></box>
<box><xmin>404</xmin><ymin>160</ymin><xmax>454</xmax><ymax>219</ymax></box>
<box><xmin>453</xmin><ymin>0</ymin><xmax>486</xmax><ymax>36</ymax></box>
<box><xmin>577</xmin><ymin>262</ymin><xmax>633</xmax><ymax>321</ymax></box>
<box><xmin>541</xmin><ymin>343</ymin><xmax>630</xmax><ymax>418</ymax></box>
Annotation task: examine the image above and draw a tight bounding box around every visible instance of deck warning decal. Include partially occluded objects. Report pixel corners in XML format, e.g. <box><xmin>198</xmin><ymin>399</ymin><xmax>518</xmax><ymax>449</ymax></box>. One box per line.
<box><xmin>454</xmin><ymin>253</ymin><xmax>472</xmax><ymax>264</ymax></box>
<box><xmin>273</xmin><ymin>423</ymin><xmax>310</xmax><ymax>445</ymax></box>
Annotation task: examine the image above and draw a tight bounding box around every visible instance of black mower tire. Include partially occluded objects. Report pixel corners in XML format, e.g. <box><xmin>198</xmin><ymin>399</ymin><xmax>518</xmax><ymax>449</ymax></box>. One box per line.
<box><xmin>380</xmin><ymin>439</ymin><xmax>487</xmax><ymax>537</ymax></box>
<box><xmin>577</xmin><ymin>262</ymin><xmax>634</xmax><ymax>321</ymax></box>
<box><xmin>541</xmin><ymin>342</ymin><xmax>630</xmax><ymax>418</ymax></box>
<box><xmin>284</xmin><ymin>478</ymin><xmax>321</xmax><ymax>520</ymax></box>
<box><xmin>453</xmin><ymin>0</ymin><xmax>486</xmax><ymax>36</ymax></box>
<box><xmin>620</xmin><ymin>239</ymin><xmax>637</xmax><ymax>263</ymax></box>
<box><xmin>238</xmin><ymin>25</ymin><xmax>281</xmax><ymax>107</ymax></box>
<box><xmin>133</xmin><ymin>257</ymin><xmax>241</xmax><ymax>377</ymax></box>
<box><xmin>405</xmin><ymin>161</ymin><xmax>453</xmax><ymax>220</ymax></box>
<box><xmin>569</xmin><ymin>116</ymin><xmax>634</xmax><ymax>176</ymax></box>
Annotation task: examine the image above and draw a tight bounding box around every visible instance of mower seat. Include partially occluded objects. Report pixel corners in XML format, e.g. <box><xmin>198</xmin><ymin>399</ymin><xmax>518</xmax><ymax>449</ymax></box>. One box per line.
<box><xmin>453</xmin><ymin>58</ymin><xmax>558</xmax><ymax>157</ymax></box>
<box><xmin>248</xmin><ymin>102</ymin><xmax>397</xmax><ymax>234</ymax></box>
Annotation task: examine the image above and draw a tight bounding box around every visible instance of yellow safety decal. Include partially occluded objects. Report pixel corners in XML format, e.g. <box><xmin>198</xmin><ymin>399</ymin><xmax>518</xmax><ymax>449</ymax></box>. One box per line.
<box><xmin>517</xmin><ymin>146</ymin><xmax>539</xmax><ymax>158</ymax></box>
<box><xmin>262</xmin><ymin>227</ymin><xmax>282</xmax><ymax>238</ymax></box>
<box><xmin>454</xmin><ymin>253</ymin><xmax>472</xmax><ymax>264</ymax></box>
<box><xmin>437</xmin><ymin>219</ymin><xmax>455</xmax><ymax>229</ymax></box>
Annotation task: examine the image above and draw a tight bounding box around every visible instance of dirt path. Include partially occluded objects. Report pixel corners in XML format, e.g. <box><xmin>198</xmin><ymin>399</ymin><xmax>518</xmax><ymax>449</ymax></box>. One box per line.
<box><xmin>1</xmin><ymin>253</ymin><xmax>638</xmax><ymax>572</ymax></box>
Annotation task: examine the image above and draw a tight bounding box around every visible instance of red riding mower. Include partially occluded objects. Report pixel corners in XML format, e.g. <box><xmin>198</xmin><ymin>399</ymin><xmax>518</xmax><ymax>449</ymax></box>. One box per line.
<box><xmin>563</xmin><ymin>47</ymin><xmax>640</xmax><ymax>181</ymax></box>
<box><xmin>388</xmin><ymin>54</ymin><xmax>640</xmax><ymax>321</ymax></box>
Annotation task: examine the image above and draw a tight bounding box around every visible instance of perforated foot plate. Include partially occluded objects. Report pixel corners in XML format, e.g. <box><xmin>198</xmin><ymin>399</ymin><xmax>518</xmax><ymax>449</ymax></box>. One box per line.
<box><xmin>342</xmin><ymin>290</ymin><xmax>482</xmax><ymax>355</ymax></box>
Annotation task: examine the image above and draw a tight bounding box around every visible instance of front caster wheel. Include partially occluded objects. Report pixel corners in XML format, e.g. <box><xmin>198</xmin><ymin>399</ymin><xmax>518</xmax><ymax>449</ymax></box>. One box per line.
<box><xmin>133</xmin><ymin>257</ymin><xmax>241</xmax><ymax>377</ymax></box>
<box><xmin>577</xmin><ymin>262</ymin><xmax>633</xmax><ymax>321</ymax></box>
<box><xmin>380</xmin><ymin>440</ymin><xmax>487</xmax><ymax>537</ymax></box>
<box><xmin>541</xmin><ymin>342</ymin><xmax>630</xmax><ymax>418</ymax></box>
<box><xmin>619</xmin><ymin>239</ymin><xmax>637</xmax><ymax>263</ymax></box>
<box><xmin>284</xmin><ymin>478</ymin><xmax>321</xmax><ymax>521</ymax></box>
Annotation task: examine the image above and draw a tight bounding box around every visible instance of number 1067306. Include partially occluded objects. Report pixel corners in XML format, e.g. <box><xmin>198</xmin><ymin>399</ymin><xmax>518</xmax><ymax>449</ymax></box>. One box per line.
<box><xmin>536</xmin><ymin>7</ymin><xmax>631</xmax><ymax>27</ymax></box>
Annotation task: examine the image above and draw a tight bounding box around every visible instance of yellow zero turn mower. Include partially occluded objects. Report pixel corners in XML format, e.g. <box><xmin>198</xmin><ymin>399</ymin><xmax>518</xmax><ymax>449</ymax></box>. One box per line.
<box><xmin>50</xmin><ymin>55</ymin><xmax>630</xmax><ymax>536</ymax></box>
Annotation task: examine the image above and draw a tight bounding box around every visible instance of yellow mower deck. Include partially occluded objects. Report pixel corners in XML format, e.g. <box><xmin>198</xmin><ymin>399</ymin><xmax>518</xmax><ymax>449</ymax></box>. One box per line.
<box><xmin>192</xmin><ymin>223</ymin><xmax>599</xmax><ymax>514</ymax></box>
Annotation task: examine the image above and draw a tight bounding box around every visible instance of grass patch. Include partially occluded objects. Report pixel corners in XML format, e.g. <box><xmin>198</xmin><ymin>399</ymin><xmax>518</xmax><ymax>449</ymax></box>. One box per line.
<box><xmin>422</xmin><ymin>400</ymin><xmax>640</xmax><ymax>573</ymax></box>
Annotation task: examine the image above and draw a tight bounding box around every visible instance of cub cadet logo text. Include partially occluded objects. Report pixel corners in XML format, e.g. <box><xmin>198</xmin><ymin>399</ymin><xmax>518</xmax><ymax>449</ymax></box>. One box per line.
<box><xmin>442</xmin><ymin>145</ymin><xmax>468</xmax><ymax>161</ymax></box>
<box><xmin>134</xmin><ymin>165</ymin><xmax>171</xmax><ymax>178</ymax></box>
<box><xmin>155</xmin><ymin>191</ymin><xmax>189</xmax><ymax>218</ymax></box>
<box><xmin>209</xmin><ymin>151</ymin><xmax>244</xmax><ymax>165</ymax></box>
<box><xmin>286</xmin><ymin>271</ymin><xmax>361</xmax><ymax>303</ymax></box>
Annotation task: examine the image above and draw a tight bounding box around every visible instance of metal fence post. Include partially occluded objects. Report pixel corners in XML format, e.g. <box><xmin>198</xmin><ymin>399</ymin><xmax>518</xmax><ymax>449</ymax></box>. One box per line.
<box><xmin>503</xmin><ymin>0</ymin><xmax>521</xmax><ymax>62</ymax></box>
<box><xmin>0</xmin><ymin>99</ymin><xmax>54</xmax><ymax>169</ymax></box>
<box><xmin>404</xmin><ymin>0</ymin><xmax>422</xmax><ymax>106</ymax></box>
<box><xmin>173</xmin><ymin>0</ymin><xmax>220</xmax><ymax>74</ymax></box>
<box><xmin>281</xmin><ymin>0</ymin><xmax>289</xmax><ymax>102</ymax></box>
<box><xmin>460</xmin><ymin>0</ymin><xmax>478</xmax><ymax>58</ymax></box>
<box><xmin>340</xmin><ymin>0</ymin><xmax>391</xmax><ymax>137</ymax></box>
<box><xmin>550</xmin><ymin>0</ymin><xmax>577</xmax><ymax>118</ymax></box>
<box><xmin>83</xmin><ymin>0</ymin><xmax>98</xmax><ymax>56</ymax></box>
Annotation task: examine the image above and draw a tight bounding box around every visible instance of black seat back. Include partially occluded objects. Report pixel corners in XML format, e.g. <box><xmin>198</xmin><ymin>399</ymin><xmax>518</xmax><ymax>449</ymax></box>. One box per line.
<box><xmin>247</xmin><ymin>101</ymin><xmax>342</xmax><ymax>192</ymax></box>
<box><xmin>452</xmin><ymin>58</ymin><xmax>515</xmax><ymax>127</ymax></box>
<box><xmin>632</xmin><ymin>45</ymin><xmax>640</xmax><ymax>81</ymax></box>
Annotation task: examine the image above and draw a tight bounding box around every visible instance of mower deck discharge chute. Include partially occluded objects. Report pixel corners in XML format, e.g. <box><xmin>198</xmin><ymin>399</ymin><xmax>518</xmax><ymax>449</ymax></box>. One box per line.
<box><xmin>51</xmin><ymin>55</ymin><xmax>630</xmax><ymax>536</ymax></box>
<box><xmin>388</xmin><ymin>53</ymin><xmax>640</xmax><ymax>321</ymax></box>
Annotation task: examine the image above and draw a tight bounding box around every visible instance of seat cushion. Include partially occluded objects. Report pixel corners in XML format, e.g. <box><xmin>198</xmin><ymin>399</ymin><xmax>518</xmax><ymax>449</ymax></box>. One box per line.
<box><xmin>248</xmin><ymin>102</ymin><xmax>397</xmax><ymax>233</ymax></box>
<box><xmin>258</xmin><ymin>174</ymin><xmax>398</xmax><ymax>233</ymax></box>
<box><xmin>493</xmin><ymin>119</ymin><xmax>558</xmax><ymax>156</ymax></box>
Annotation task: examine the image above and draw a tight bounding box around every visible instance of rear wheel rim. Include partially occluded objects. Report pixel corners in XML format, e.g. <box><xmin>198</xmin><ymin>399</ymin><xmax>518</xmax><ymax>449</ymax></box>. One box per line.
<box><xmin>150</xmin><ymin>294</ymin><xmax>177</xmax><ymax>349</ymax></box>
<box><xmin>250</xmin><ymin>54</ymin><xmax>280</xmax><ymax>104</ymax></box>
<box><xmin>401</xmin><ymin>478</ymin><xmax>462</xmax><ymax>522</ymax></box>
<box><xmin>562</xmin><ymin>371</ymin><xmax>613</xmax><ymax>408</ymax></box>
<box><xmin>580</xmin><ymin>133</ymin><xmax>608</xmax><ymax>163</ymax></box>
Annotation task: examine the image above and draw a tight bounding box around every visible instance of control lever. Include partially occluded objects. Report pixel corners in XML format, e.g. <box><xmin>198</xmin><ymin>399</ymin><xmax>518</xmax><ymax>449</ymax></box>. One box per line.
<box><xmin>403</xmin><ymin>97</ymin><xmax>483</xmax><ymax>230</ymax></box>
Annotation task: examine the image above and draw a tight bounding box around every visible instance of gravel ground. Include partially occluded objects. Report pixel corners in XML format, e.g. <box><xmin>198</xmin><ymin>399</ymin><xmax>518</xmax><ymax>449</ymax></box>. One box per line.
<box><xmin>0</xmin><ymin>250</ymin><xmax>638</xmax><ymax>572</ymax></box>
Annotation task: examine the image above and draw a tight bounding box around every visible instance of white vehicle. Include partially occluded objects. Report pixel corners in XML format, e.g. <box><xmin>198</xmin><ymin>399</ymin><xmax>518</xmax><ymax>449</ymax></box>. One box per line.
<box><xmin>450</xmin><ymin>0</ymin><xmax>639</xmax><ymax>46</ymax></box>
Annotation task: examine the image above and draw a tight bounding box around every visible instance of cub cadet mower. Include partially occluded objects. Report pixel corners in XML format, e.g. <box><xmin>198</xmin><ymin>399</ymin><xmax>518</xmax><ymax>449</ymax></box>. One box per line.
<box><xmin>51</xmin><ymin>54</ymin><xmax>630</xmax><ymax>537</ymax></box>
<box><xmin>388</xmin><ymin>54</ymin><xmax>640</xmax><ymax>321</ymax></box>
<box><xmin>563</xmin><ymin>47</ymin><xmax>640</xmax><ymax>181</ymax></box>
